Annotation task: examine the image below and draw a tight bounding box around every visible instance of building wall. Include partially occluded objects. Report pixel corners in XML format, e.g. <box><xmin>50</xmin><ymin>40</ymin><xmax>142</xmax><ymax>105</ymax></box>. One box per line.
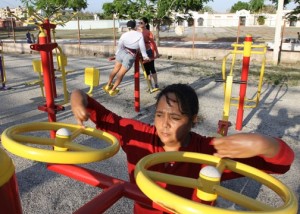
<box><xmin>176</xmin><ymin>10</ymin><xmax>300</xmax><ymax>28</ymax></box>
<box><xmin>55</xmin><ymin>20</ymin><xmax>128</xmax><ymax>30</ymax></box>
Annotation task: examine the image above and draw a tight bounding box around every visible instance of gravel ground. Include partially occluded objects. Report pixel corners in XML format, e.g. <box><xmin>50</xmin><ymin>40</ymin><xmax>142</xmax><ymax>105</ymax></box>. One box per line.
<box><xmin>0</xmin><ymin>53</ymin><xmax>299</xmax><ymax>213</ymax></box>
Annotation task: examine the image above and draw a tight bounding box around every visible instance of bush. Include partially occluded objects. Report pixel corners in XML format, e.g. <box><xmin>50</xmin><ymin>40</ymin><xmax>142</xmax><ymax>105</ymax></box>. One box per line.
<box><xmin>257</xmin><ymin>16</ymin><xmax>266</xmax><ymax>25</ymax></box>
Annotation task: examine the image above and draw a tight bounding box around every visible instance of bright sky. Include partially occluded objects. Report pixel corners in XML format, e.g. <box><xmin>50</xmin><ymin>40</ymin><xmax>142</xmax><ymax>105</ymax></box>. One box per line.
<box><xmin>0</xmin><ymin>0</ymin><xmax>297</xmax><ymax>13</ymax></box>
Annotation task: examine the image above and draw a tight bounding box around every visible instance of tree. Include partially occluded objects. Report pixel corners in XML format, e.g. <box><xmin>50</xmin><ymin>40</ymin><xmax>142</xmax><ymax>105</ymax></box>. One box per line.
<box><xmin>249</xmin><ymin>0</ymin><xmax>264</xmax><ymax>13</ymax></box>
<box><xmin>286</xmin><ymin>0</ymin><xmax>300</xmax><ymax>18</ymax></box>
<box><xmin>20</xmin><ymin>0</ymin><xmax>88</xmax><ymax>19</ymax></box>
<box><xmin>249</xmin><ymin>0</ymin><xmax>291</xmax><ymax>13</ymax></box>
<box><xmin>261</xmin><ymin>5</ymin><xmax>277</xmax><ymax>14</ymax></box>
<box><xmin>257</xmin><ymin>15</ymin><xmax>266</xmax><ymax>24</ymax></box>
<box><xmin>198</xmin><ymin>6</ymin><xmax>214</xmax><ymax>13</ymax></box>
<box><xmin>230</xmin><ymin>1</ymin><xmax>250</xmax><ymax>13</ymax></box>
<box><xmin>269</xmin><ymin>0</ymin><xmax>291</xmax><ymax>7</ymax></box>
<box><xmin>102</xmin><ymin>0</ymin><xmax>211</xmax><ymax>44</ymax></box>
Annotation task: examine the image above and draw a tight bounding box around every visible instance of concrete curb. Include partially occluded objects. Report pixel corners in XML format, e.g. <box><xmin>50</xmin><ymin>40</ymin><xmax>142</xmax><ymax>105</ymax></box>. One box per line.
<box><xmin>3</xmin><ymin>42</ymin><xmax>300</xmax><ymax>64</ymax></box>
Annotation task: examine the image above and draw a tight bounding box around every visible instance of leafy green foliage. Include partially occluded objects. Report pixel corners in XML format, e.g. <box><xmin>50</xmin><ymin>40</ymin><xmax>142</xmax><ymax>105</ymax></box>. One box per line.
<box><xmin>103</xmin><ymin>0</ymin><xmax>211</xmax><ymax>25</ymax></box>
<box><xmin>198</xmin><ymin>6</ymin><xmax>214</xmax><ymax>13</ymax></box>
<box><xmin>230</xmin><ymin>1</ymin><xmax>250</xmax><ymax>13</ymax></box>
<box><xmin>20</xmin><ymin>0</ymin><xmax>88</xmax><ymax>18</ymax></box>
<box><xmin>257</xmin><ymin>15</ymin><xmax>266</xmax><ymax>25</ymax></box>
<box><xmin>286</xmin><ymin>0</ymin><xmax>300</xmax><ymax>18</ymax></box>
<box><xmin>249</xmin><ymin>0</ymin><xmax>264</xmax><ymax>12</ymax></box>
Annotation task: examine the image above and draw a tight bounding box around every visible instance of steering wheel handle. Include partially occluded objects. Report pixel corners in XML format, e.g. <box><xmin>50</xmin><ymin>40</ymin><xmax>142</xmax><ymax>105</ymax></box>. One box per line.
<box><xmin>134</xmin><ymin>151</ymin><xmax>298</xmax><ymax>214</ymax></box>
<box><xmin>1</xmin><ymin>122</ymin><xmax>120</xmax><ymax>164</ymax></box>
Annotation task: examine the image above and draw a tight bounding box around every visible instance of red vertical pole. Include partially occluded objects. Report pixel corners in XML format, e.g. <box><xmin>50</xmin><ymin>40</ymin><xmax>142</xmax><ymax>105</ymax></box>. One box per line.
<box><xmin>43</xmin><ymin>19</ymin><xmax>57</xmax><ymax>98</ymax></box>
<box><xmin>39</xmin><ymin>31</ymin><xmax>56</xmax><ymax>138</ymax></box>
<box><xmin>236</xmin><ymin>34</ymin><xmax>252</xmax><ymax>130</ymax></box>
<box><xmin>134</xmin><ymin>55</ymin><xmax>140</xmax><ymax>112</ymax></box>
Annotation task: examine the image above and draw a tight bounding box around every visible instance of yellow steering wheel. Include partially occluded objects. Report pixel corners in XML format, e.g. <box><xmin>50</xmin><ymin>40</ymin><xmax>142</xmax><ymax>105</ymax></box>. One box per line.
<box><xmin>134</xmin><ymin>151</ymin><xmax>298</xmax><ymax>214</ymax></box>
<box><xmin>1</xmin><ymin>122</ymin><xmax>120</xmax><ymax>164</ymax></box>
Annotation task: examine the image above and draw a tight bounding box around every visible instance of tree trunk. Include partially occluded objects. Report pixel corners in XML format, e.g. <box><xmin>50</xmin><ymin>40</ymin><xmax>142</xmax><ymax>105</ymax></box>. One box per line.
<box><xmin>155</xmin><ymin>22</ymin><xmax>161</xmax><ymax>46</ymax></box>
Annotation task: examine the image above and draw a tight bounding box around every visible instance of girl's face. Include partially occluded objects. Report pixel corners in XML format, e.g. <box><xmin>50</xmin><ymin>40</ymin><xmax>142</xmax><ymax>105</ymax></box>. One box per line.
<box><xmin>139</xmin><ymin>20</ymin><xmax>145</xmax><ymax>29</ymax></box>
<box><xmin>154</xmin><ymin>93</ymin><xmax>193</xmax><ymax>148</ymax></box>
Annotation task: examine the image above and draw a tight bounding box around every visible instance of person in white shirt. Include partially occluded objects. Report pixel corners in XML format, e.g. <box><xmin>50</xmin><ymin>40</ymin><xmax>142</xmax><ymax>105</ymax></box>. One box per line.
<box><xmin>103</xmin><ymin>20</ymin><xmax>149</xmax><ymax>96</ymax></box>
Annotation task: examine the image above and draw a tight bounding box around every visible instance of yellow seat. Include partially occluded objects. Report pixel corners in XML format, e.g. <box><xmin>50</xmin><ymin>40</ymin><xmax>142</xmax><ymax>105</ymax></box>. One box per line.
<box><xmin>26</xmin><ymin>59</ymin><xmax>44</xmax><ymax>97</ymax></box>
<box><xmin>84</xmin><ymin>67</ymin><xmax>100</xmax><ymax>96</ymax></box>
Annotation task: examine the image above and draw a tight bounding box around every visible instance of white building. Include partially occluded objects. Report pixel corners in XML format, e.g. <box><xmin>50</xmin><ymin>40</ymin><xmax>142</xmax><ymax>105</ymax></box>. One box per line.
<box><xmin>175</xmin><ymin>10</ymin><xmax>300</xmax><ymax>28</ymax></box>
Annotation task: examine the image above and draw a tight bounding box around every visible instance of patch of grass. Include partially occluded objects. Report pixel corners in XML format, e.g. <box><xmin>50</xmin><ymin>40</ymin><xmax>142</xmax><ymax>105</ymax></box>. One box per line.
<box><xmin>257</xmin><ymin>64</ymin><xmax>300</xmax><ymax>86</ymax></box>
<box><xmin>166</xmin><ymin>59</ymin><xmax>300</xmax><ymax>87</ymax></box>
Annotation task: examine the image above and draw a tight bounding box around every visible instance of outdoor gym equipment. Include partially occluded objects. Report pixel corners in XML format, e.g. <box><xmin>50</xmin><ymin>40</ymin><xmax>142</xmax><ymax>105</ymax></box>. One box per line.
<box><xmin>135</xmin><ymin>151</ymin><xmax>298</xmax><ymax>214</ymax></box>
<box><xmin>28</xmin><ymin>59</ymin><xmax>45</xmax><ymax>97</ymax></box>
<box><xmin>0</xmin><ymin>147</ymin><xmax>22</xmax><ymax>213</ymax></box>
<box><xmin>1</xmin><ymin>122</ymin><xmax>119</xmax><ymax>164</ymax></box>
<box><xmin>30</xmin><ymin>27</ymin><xmax>64</xmax><ymax>138</ymax></box>
<box><xmin>29</xmin><ymin>47</ymin><xmax>73</xmax><ymax>102</ymax></box>
<box><xmin>54</xmin><ymin>46</ymin><xmax>74</xmax><ymax>105</ymax></box>
<box><xmin>0</xmin><ymin>41</ymin><xmax>10</xmax><ymax>90</ymax></box>
<box><xmin>107</xmin><ymin>54</ymin><xmax>145</xmax><ymax>112</ymax></box>
<box><xmin>84</xmin><ymin>67</ymin><xmax>100</xmax><ymax>96</ymax></box>
<box><xmin>217</xmin><ymin>34</ymin><xmax>267</xmax><ymax>136</ymax></box>
<box><xmin>1</xmin><ymin>125</ymin><xmax>297</xmax><ymax>214</ymax></box>
<box><xmin>139</xmin><ymin>58</ymin><xmax>160</xmax><ymax>94</ymax></box>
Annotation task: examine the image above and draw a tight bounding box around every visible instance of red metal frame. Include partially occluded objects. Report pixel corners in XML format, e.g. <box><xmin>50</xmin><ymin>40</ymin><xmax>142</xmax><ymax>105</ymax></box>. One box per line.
<box><xmin>47</xmin><ymin>164</ymin><xmax>169</xmax><ymax>213</ymax></box>
<box><xmin>0</xmin><ymin>174</ymin><xmax>22</xmax><ymax>214</ymax></box>
<box><xmin>30</xmin><ymin>20</ymin><xmax>65</xmax><ymax>138</ymax></box>
<box><xmin>134</xmin><ymin>54</ymin><xmax>140</xmax><ymax>112</ymax></box>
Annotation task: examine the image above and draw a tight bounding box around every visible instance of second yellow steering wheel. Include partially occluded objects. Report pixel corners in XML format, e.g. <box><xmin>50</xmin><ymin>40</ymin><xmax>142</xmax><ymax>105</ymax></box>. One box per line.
<box><xmin>135</xmin><ymin>151</ymin><xmax>298</xmax><ymax>214</ymax></box>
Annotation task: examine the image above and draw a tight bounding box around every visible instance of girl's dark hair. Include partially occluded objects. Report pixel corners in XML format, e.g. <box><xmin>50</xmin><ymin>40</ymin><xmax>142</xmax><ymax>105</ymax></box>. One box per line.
<box><xmin>141</xmin><ymin>17</ymin><xmax>150</xmax><ymax>30</ymax></box>
<box><xmin>156</xmin><ymin>84</ymin><xmax>199</xmax><ymax>119</ymax></box>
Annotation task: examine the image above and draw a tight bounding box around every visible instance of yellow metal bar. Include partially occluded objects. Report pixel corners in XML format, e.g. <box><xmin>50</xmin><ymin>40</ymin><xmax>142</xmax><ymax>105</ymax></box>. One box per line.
<box><xmin>231</xmin><ymin>43</ymin><xmax>244</xmax><ymax>48</ymax></box>
<box><xmin>256</xmin><ymin>47</ymin><xmax>267</xmax><ymax>107</ymax></box>
<box><xmin>222</xmin><ymin>75</ymin><xmax>233</xmax><ymax>121</ymax></box>
<box><xmin>215</xmin><ymin>185</ymin><xmax>275</xmax><ymax>211</ymax></box>
<box><xmin>229</xmin><ymin>45</ymin><xmax>238</xmax><ymax>76</ymax></box>
<box><xmin>221</xmin><ymin>53</ymin><xmax>232</xmax><ymax>98</ymax></box>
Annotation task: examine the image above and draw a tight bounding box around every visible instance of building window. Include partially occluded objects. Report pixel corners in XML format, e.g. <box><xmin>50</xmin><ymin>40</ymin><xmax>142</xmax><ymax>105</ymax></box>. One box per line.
<box><xmin>198</xmin><ymin>18</ymin><xmax>204</xmax><ymax>26</ymax></box>
<box><xmin>239</xmin><ymin>16</ymin><xmax>246</xmax><ymax>26</ymax></box>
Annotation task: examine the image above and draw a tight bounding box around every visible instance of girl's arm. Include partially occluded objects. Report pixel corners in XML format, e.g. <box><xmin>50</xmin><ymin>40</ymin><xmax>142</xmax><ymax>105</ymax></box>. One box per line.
<box><xmin>149</xmin><ymin>31</ymin><xmax>159</xmax><ymax>58</ymax></box>
<box><xmin>70</xmin><ymin>89</ymin><xmax>90</xmax><ymax>127</ymax></box>
<box><xmin>212</xmin><ymin>133</ymin><xmax>294</xmax><ymax>179</ymax></box>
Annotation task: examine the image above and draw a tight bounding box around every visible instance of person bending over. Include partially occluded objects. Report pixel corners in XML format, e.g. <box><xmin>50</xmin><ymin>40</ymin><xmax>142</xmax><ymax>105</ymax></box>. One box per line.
<box><xmin>71</xmin><ymin>83</ymin><xmax>294</xmax><ymax>213</ymax></box>
<box><xmin>103</xmin><ymin>20</ymin><xmax>149</xmax><ymax>96</ymax></box>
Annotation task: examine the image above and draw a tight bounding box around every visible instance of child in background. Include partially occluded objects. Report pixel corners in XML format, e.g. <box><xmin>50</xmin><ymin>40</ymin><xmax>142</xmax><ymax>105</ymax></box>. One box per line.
<box><xmin>138</xmin><ymin>17</ymin><xmax>160</xmax><ymax>89</ymax></box>
<box><xmin>103</xmin><ymin>20</ymin><xmax>149</xmax><ymax>96</ymax></box>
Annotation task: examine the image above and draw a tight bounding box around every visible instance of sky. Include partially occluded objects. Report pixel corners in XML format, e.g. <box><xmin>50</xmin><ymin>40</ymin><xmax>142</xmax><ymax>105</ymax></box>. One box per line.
<box><xmin>0</xmin><ymin>0</ymin><xmax>297</xmax><ymax>13</ymax></box>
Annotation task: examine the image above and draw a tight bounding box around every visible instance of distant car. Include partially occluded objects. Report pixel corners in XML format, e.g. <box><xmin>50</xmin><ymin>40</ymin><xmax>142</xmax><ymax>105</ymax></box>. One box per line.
<box><xmin>267</xmin><ymin>37</ymin><xmax>300</xmax><ymax>51</ymax></box>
